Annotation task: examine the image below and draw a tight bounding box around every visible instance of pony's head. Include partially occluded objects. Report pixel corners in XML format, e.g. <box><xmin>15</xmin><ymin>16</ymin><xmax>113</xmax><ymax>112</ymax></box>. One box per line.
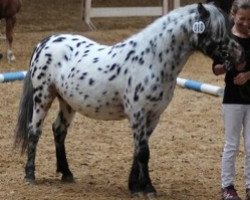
<box><xmin>194</xmin><ymin>3</ymin><xmax>245</xmax><ymax>71</ymax></box>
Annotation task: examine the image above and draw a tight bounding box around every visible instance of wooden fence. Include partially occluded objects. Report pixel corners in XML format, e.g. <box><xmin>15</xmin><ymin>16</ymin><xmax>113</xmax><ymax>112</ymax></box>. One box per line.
<box><xmin>82</xmin><ymin>0</ymin><xmax>181</xmax><ymax>30</ymax></box>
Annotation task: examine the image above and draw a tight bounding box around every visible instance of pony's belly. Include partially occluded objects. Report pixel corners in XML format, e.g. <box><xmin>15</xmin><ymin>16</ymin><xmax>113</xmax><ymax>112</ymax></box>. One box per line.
<box><xmin>76</xmin><ymin>105</ymin><xmax>126</xmax><ymax>120</ymax></box>
<box><xmin>64</xmin><ymin>96</ymin><xmax>126</xmax><ymax>120</ymax></box>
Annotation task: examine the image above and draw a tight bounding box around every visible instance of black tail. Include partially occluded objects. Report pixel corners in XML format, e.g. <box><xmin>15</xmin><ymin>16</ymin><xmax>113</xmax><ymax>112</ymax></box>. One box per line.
<box><xmin>14</xmin><ymin>71</ymin><xmax>34</xmax><ymax>154</ymax></box>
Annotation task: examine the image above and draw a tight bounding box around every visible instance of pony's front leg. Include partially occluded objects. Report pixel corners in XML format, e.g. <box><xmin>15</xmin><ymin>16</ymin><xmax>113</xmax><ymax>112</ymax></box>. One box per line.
<box><xmin>128</xmin><ymin>110</ymin><xmax>159</xmax><ymax>198</ymax></box>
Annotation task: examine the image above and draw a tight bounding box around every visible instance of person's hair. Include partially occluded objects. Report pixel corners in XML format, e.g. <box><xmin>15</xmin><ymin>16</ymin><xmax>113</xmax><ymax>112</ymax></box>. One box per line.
<box><xmin>231</xmin><ymin>0</ymin><xmax>250</xmax><ymax>15</ymax></box>
<box><xmin>229</xmin><ymin>0</ymin><xmax>250</xmax><ymax>24</ymax></box>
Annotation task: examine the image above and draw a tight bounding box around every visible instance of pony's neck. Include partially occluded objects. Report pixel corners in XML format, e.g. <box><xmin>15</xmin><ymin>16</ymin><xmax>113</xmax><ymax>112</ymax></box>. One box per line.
<box><xmin>132</xmin><ymin>8</ymin><xmax>197</xmax><ymax>56</ymax></box>
<box><xmin>126</xmin><ymin>8</ymin><xmax>197</xmax><ymax>76</ymax></box>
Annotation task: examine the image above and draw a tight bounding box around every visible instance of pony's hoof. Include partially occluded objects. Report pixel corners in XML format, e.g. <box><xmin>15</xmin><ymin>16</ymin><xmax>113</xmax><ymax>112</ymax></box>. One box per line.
<box><xmin>130</xmin><ymin>192</ymin><xmax>144</xmax><ymax>198</ymax></box>
<box><xmin>61</xmin><ymin>175</ymin><xmax>74</xmax><ymax>183</ymax></box>
<box><xmin>146</xmin><ymin>192</ymin><xmax>157</xmax><ymax>199</ymax></box>
<box><xmin>24</xmin><ymin>177</ymin><xmax>36</xmax><ymax>185</ymax></box>
<box><xmin>7</xmin><ymin>50</ymin><xmax>16</xmax><ymax>63</ymax></box>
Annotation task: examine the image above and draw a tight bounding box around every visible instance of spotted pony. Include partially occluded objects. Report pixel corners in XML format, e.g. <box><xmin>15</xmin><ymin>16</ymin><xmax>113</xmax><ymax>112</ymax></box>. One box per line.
<box><xmin>15</xmin><ymin>3</ymin><xmax>244</xmax><ymax>198</ymax></box>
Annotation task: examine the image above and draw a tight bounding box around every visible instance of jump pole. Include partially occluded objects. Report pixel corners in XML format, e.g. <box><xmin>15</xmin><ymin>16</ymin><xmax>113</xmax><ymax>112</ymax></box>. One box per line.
<box><xmin>0</xmin><ymin>71</ymin><xmax>224</xmax><ymax>97</ymax></box>
<box><xmin>0</xmin><ymin>71</ymin><xmax>27</xmax><ymax>83</ymax></box>
<box><xmin>176</xmin><ymin>77</ymin><xmax>224</xmax><ymax>97</ymax></box>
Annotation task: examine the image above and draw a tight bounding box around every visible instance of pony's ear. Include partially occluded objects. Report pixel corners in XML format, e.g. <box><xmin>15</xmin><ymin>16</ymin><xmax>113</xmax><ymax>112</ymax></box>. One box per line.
<box><xmin>197</xmin><ymin>3</ymin><xmax>210</xmax><ymax>20</ymax></box>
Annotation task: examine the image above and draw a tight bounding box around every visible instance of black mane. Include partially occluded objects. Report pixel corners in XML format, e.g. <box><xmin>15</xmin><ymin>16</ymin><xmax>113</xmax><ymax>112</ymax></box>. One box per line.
<box><xmin>206</xmin><ymin>0</ymin><xmax>234</xmax><ymax>14</ymax></box>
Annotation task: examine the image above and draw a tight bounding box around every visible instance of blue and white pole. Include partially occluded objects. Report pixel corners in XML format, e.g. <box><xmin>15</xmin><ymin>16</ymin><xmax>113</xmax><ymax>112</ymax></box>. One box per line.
<box><xmin>0</xmin><ymin>71</ymin><xmax>224</xmax><ymax>97</ymax></box>
<box><xmin>0</xmin><ymin>71</ymin><xmax>27</xmax><ymax>83</ymax></box>
<box><xmin>176</xmin><ymin>77</ymin><xmax>224</xmax><ymax>97</ymax></box>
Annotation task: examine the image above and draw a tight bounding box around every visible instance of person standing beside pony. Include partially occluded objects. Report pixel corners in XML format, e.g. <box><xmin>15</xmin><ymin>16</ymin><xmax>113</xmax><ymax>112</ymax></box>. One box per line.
<box><xmin>212</xmin><ymin>0</ymin><xmax>250</xmax><ymax>199</ymax></box>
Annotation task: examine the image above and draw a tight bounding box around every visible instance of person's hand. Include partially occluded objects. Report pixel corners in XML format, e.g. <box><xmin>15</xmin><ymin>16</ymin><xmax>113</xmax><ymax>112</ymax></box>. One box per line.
<box><xmin>234</xmin><ymin>72</ymin><xmax>250</xmax><ymax>85</ymax></box>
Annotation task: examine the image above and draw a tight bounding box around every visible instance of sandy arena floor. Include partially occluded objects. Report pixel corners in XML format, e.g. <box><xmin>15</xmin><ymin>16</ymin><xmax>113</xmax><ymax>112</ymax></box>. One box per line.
<box><xmin>0</xmin><ymin>0</ymin><xmax>246</xmax><ymax>199</ymax></box>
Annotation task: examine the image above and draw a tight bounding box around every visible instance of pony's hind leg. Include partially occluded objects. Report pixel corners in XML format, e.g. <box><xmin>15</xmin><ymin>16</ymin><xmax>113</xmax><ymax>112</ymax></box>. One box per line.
<box><xmin>52</xmin><ymin>97</ymin><xmax>75</xmax><ymax>182</ymax></box>
<box><xmin>25</xmin><ymin>85</ymin><xmax>55</xmax><ymax>183</ymax></box>
<box><xmin>128</xmin><ymin>110</ymin><xmax>160</xmax><ymax>197</ymax></box>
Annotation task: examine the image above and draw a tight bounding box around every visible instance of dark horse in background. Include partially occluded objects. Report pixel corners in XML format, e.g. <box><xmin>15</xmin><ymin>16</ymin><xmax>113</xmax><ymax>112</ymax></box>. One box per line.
<box><xmin>206</xmin><ymin>0</ymin><xmax>234</xmax><ymax>14</ymax></box>
<box><xmin>0</xmin><ymin>0</ymin><xmax>21</xmax><ymax>62</ymax></box>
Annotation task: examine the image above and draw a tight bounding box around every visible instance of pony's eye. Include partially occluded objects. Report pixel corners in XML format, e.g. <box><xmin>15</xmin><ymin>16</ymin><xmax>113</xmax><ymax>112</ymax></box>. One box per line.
<box><xmin>221</xmin><ymin>52</ymin><xmax>228</xmax><ymax>57</ymax></box>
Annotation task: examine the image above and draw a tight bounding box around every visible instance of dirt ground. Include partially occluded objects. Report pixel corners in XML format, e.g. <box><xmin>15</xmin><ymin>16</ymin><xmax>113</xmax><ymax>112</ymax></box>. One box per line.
<box><xmin>0</xmin><ymin>0</ymin><xmax>246</xmax><ymax>200</ymax></box>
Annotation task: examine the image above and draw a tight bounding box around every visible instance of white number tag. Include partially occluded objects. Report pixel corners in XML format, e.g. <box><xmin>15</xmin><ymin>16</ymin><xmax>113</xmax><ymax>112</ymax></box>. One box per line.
<box><xmin>192</xmin><ymin>21</ymin><xmax>205</xmax><ymax>34</ymax></box>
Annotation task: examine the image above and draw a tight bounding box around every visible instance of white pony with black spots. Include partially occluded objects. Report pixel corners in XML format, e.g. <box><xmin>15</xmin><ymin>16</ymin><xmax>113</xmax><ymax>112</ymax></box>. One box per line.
<box><xmin>15</xmin><ymin>3</ymin><xmax>245</xmax><ymax>198</ymax></box>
